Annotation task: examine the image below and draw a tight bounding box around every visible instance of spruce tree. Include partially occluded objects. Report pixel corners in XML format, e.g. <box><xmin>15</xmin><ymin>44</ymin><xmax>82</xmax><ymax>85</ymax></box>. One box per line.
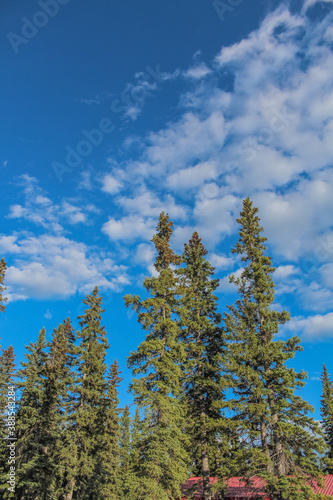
<box><xmin>97</xmin><ymin>359</ymin><xmax>122</xmax><ymax>500</ymax></box>
<box><xmin>224</xmin><ymin>198</ymin><xmax>326</xmax><ymax>500</ymax></box>
<box><xmin>176</xmin><ymin>232</ymin><xmax>229</xmax><ymax>500</ymax></box>
<box><xmin>15</xmin><ymin>328</ymin><xmax>60</xmax><ymax>500</ymax></box>
<box><xmin>48</xmin><ymin>319</ymin><xmax>78</xmax><ymax>500</ymax></box>
<box><xmin>124</xmin><ymin>212</ymin><xmax>189</xmax><ymax>500</ymax></box>
<box><xmin>0</xmin><ymin>258</ymin><xmax>7</xmax><ymax>312</ymax></box>
<box><xmin>119</xmin><ymin>404</ymin><xmax>131</xmax><ymax>490</ymax></box>
<box><xmin>73</xmin><ymin>287</ymin><xmax>109</xmax><ymax>499</ymax></box>
<box><xmin>321</xmin><ymin>364</ymin><xmax>333</xmax><ymax>473</ymax></box>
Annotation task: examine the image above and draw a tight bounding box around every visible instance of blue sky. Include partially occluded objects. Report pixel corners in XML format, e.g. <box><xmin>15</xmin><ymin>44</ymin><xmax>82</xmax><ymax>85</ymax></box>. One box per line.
<box><xmin>1</xmin><ymin>0</ymin><xmax>333</xmax><ymax>413</ymax></box>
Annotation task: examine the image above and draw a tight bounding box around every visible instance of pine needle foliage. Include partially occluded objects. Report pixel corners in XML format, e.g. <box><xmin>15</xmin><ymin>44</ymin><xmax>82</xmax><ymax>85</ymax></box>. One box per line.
<box><xmin>96</xmin><ymin>359</ymin><xmax>123</xmax><ymax>500</ymax></box>
<box><xmin>176</xmin><ymin>231</ymin><xmax>229</xmax><ymax>500</ymax></box>
<box><xmin>15</xmin><ymin>328</ymin><xmax>60</xmax><ymax>499</ymax></box>
<box><xmin>73</xmin><ymin>287</ymin><xmax>110</xmax><ymax>499</ymax></box>
<box><xmin>321</xmin><ymin>364</ymin><xmax>333</xmax><ymax>473</ymax></box>
<box><xmin>124</xmin><ymin>212</ymin><xmax>189</xmax><ymax>500</ymax></box>
<box><xmin>224</xmin><ymin>198</ymin><xmax>326</xmax><ymax>500</ymax></box>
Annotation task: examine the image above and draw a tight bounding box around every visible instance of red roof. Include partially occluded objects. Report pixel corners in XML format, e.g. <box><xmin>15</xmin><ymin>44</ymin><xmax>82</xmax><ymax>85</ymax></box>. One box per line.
<box><xmin>181</xmin><ymin>475</ymin><xmax>333</xmax><ymax>499</ymax></box>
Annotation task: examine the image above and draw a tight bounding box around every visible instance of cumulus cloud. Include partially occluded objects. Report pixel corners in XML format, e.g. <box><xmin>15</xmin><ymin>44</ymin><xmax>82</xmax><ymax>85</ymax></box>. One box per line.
<box><xmin>7</xmin><ymin>175</ymin><xmax>96</xmax><ymax>232</ymax></box>
<box><xmin>101</xmin><ymin>174</ymin><xmax>124</xmax><ymax>194</ymax></box>
<box><xmin>184</xmin><ymin>63</ymin><xmax>211</xmax><ymax>79</ymax></box>
<box><xmin>167</xmin><ymin>161</ymin><xmax>218</xmax><ymax>190</ymax></box>
<box><xmin>283</xmin><ymin>313</ymin><xmax>333</xmax><ymax>340</ymax></box>
<box><xmin>302</xmin><ymin>0</ymin><xmax>333</xmax><ymax>14</ymax></box>
<box><xmin>3</xmin><ymin>234</ymin><xmax>130</xmax><ymax>301</ymax></box>
<box><xmin>102</xmin><ymin>215</ymin><xmax>156</xmax><ymax>242</ymax></box>
<box><xmin>209</xmin><ymin>253</ymin><xmax>235</xmax><ymax>270</ymax></box>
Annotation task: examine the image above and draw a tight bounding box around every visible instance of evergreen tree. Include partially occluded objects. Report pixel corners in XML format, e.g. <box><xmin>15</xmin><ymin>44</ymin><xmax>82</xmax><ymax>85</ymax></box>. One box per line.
<box><xmin>48</xmin><ymin>319</ymin><xmax>78</xmax><ymax>500</ymax></box>
<box><xmin>176</xmin><ymin>232</ymin><xmax>229</xmax><ymax>500</ymax></box>
<box><xmin>73</xmin><ymin>287</ymin><xmax>109</xmax><ymax>500</ymax></box>
<box><xmin>124</xmin><ymin>212</ymin><xmax>189</xmax><ymax>500</ymax></box>
<box><xmin>224</xmin><ymin>198</ymin><xmax>326</xmax><ymax>500</ymax></box>
<box><xmin>0</xmin><ymin>258</ymin><xmax>7</xmax><ymax>312</ymax></box>
<box><xmin>119</xmin><ymin>404</ymin><xmax>131</xmax><ymax>486</ymax></box>
<box><xmin>15</xmin><ymin>328</ymin><xmax>60</xmax><ymax>500</ymax></box>
<box><xmin>97</xmin><ymin>359</ymin><xmax>122</xmax><ymax>500</ymax></box>
<box><xmin>123</xmin><ymin>405</ymin><xmax>143</xmax><ymax>499</ymax></box>
<box><xmin>0</xmin><ymin>346</ymin><xmax>16</xmax><ymax>498</ymax></box>
<box><xmin>321</xmin><ymin>364</ymin><xmax>333</xmax><ymax>473</ymax></box>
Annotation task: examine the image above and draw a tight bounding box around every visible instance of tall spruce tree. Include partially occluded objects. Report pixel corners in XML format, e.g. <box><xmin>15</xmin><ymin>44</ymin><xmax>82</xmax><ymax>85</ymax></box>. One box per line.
<box><xmin>224</xmin><ymin>198</ymin><xmax>326</xmax><ymax>500</ymax></box>
<box><xmin>321</xmin><ymin>364</ymin><xmax>333</xmax><ymax>473</ymax></box>
<box><xmin>97</xmin><ymin>359</ymin><xmax>122</xmax><ymax>500</ymax></box>
<box><xmin>0</xmin><ymin>258</ymin><xmax>7</xmax><ymax>312</ymax></box>
<box><xmin>124</xmin><ymin>212</ymin><xmax>189</xmax><ymax>500</ymax></box>
<box><xmin>15</xmin><ymin>328</ymin><xmax>60</xmax><ymax>500</ymax></box>
<box><xmin>0</xmin><ymin>346</ymin><xmax>16</xmax><ymax>498</ymax></box>
<box><xmin>73</xmin><ymin>287</ymin><xmax>109</xmax><ymax>500</ymax></box>
<box><xmin>176</xmin><ymin>232</ymin><xmax>229</xmax><ymax>500</ymax></box>
<box><xmin>48</xmin><ymin>319</ymin><xmax>78</xmax><ymax>500</ymax></box>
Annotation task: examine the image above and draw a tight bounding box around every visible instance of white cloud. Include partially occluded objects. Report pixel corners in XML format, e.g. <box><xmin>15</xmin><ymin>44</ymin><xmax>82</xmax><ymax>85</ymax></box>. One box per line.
<box><xmin>217</xmin><ymin>267</ymin><xmax>243</xmax><ymax>293</ymax></box>
<box><xmin>0</xmin><ymin>235</ymin><xmax>20</xmax><ymax>253</ymax></box>
<box><xmin>167</xmin><ymin>161</ymin><xmax>218</xmax><ymax>190</ymax></box>
<box><xmin>3</xmin><ymin>234</ymin><xmax>130</xmax><ymax>301</ymax></box>
<box><xmin>143</xmin><ymin>111</ymin><xmax>227</xmax><ymax>174</ymax></box>
<box><xmin>274</xmin><ymin>265</ymin><xmax>298</xmax><ymax>280</ymax></box>
<box><xmin>302</xmin><ymin>0</ymin><xmax>333</xmax><ymax>14</ymax></box>
<box><xmin>44</xmin><ymin>309</ymin><xmax>52</xmax><ymax>319</ymax></box>
<box><xmin>253</xmin><ymin>169</ymin><xmax>333</xmax><ymax>260</ymax></box>
<box><xmin>209</xmin><ymin>253</ymin><xmax>235</xmax><ymax>270</ymax></box>
<box><xmin>298</xmin><ymin>282</ymin><xmax>333</xmax><ymax>312</ymax></box>
<box><xmin>320</xmin><ymin>262</ymin><xmax>333</xmax><ymax>288</ymax></box>
<box><xmin>102</xmin><ymin>215</ymin><xmax>155</xmax><ymax>242</ymax></box>
<box><xmin>185</xmin><ymin>63</ymin><xmax>211</xmax><ymax>79</ymax></box>
<box><xmin>101</xmin><ymin>174</ymin><xmax>124</xmax><ymax>194</ymax></box>
<box><xmin>283</xmin><ymin>313</ymin><xmax>333</xmax><ymax>340</ymax></box>
<box><xmin>134</xmin><ymin>243</ymin><xmax>155</xmax><ymax>266</ymax></box>
<box><xmin>117</xmin><ymin>187</ymin><xmax>188</xmax><ymax>220</ymax></box>
<box><xmin>7</xmin><ymin>175</ymin><xmax>97</xmax><ymax>232</ymax></box>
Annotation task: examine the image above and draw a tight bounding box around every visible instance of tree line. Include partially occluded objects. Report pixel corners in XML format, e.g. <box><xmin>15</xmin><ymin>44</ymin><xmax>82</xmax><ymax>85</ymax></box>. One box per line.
<box><xmin>0</xmin><ymin>198</ymin><xmax>333</xmax><ymax>500</ymax></box>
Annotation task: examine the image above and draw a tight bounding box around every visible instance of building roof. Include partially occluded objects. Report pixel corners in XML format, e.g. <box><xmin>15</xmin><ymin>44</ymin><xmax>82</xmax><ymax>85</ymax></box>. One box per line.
<box><xmin>181</xmin><ymin>475</ymin><xmax>333</xmax><ymax>499</ymax></box>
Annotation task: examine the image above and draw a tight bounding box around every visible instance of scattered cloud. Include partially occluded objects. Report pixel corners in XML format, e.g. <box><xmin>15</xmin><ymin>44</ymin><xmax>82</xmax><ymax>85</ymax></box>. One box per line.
<box><xmin>3</xmin><ymin>234</ymin><xmax>129</xmax><ymax>301</ymax></box>
<box><xmin>283</xmin><ymin>313</ymin><xmax>333</xmax><ymax>340</ymax></box>
<box><xmin>102</xmin><ymin>215</ymin><xmax>155</xmax><ymax>242</ymax></box>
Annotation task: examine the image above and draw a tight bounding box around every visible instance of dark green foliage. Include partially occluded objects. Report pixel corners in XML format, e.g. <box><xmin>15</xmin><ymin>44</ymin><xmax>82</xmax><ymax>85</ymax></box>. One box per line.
<box><xmin>97</xmin><ymin>360</ymin><xmax>123</xmax><ymax>500</ymax></box>
<box><xmin>49</xmin><ymin>318</ymin><xmax>78</xmax><ymax>500</ymax></box>
<box><xmin>0</xmin><ymin>259</ymin><xmax>7</xmax><ymax>312</ymax></box>
<box><xmin>224</xmin><ymin>198</ymin><xmax>326</xmax><ymax>499</ymax></box>
<box><xmin>176</xmin><ymin>232</ymin><xmax>229</xmax><ymax>499</ymax></box>
<box><xmin>73</xmin><ymin>286</ymin><xmax>110</xmax><ymax>499</ymax></box>
<box><xmin>124</xmin><ymin>212</ymin><xmax>189</xmax><ymax>500</ymax></box>
<box><xmin>15</xmin><ymin>328</ymin><xmax>59</xmax><ymax>500</ymax></box>
<box><xmin>321</xmin><ymin>364</ymin><xmax>333</xmax><ymax>473</ymax></box>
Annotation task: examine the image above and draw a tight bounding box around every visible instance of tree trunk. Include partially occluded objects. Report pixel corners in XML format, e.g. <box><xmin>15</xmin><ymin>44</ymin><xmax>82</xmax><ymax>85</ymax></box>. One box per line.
<box><xmin>201</xmin><ymin>427</ymin><xmax>212</xmax><ymax>500</ymax></box>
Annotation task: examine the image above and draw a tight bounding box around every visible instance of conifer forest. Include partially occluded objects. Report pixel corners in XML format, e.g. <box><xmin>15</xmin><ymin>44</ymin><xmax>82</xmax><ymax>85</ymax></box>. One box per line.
<box><xmin>0</xmin><ymin>199</ymin><xmax>333</xmax><ymax>500</ymax></box>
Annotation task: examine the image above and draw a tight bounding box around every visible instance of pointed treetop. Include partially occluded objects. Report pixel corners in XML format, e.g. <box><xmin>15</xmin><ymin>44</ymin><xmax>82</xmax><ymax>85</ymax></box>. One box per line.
<box><xmin>152</xmin><ymin>212</ymin><xmax>182</xmax><ymax>272</ymax></box>
<box><xmin>184</xmin><ymin>231</ymin><xmax>208</xmax><ymax>258</ymax></box>
<box><xmin>233</xmin><ymin>197</ymin><xmax>268</xmax><ymax>261</ymax></box>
